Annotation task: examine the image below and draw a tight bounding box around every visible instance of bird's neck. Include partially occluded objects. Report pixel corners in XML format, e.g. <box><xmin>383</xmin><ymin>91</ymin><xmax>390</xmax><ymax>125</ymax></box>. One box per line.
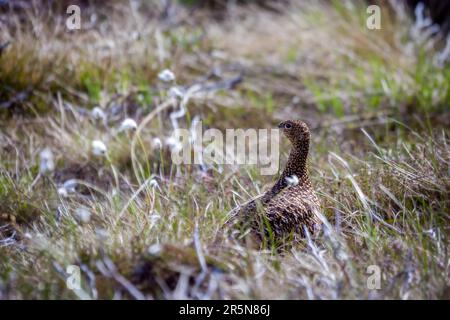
<box><xmin>281</xmin><ymin>142</ymin><xmax>309</xmax><ymax>180</ymax></box>
<box><xmin>266</xmin><ymin>141</ymin><xmax>309</xmax><ymax>197</ymax></box>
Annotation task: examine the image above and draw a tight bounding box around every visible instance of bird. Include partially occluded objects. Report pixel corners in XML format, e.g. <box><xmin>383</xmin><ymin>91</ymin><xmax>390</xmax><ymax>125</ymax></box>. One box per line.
<box><xmin>227</xmin><ymin>120</ymin><xmax>321</xmax><ymax>244</ymax></box>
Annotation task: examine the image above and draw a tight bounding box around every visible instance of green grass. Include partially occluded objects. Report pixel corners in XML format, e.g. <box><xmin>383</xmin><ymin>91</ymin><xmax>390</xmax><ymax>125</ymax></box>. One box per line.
<box><xmin>0</xmin><ymin>1</ymin><xmax>449</xmax><ymax>299</ymax></box>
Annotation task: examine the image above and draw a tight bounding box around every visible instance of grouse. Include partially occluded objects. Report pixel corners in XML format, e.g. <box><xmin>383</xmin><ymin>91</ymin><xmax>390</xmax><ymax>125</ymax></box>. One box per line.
<box><xmin>228</xmin><ymin>120</ymin><xmax>321</xmax><ymax>243</ymax></box>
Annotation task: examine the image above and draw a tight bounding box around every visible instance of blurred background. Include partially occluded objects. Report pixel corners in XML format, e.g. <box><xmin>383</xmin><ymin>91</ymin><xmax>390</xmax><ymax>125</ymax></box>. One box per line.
<box><xmin>0</xmin><ymin>0</ymin><xmax>449</xmax><ymax>300</ymax></box>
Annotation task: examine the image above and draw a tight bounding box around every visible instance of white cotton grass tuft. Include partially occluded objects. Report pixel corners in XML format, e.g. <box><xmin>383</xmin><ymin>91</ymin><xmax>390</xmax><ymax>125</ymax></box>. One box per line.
<box><xmin>39</xmin><ymin>147</ymin><xmax>55</xmax><ymax>174</ymax></box>
<box><xmin>152</xmin><ymin>137</ymin><xmax>162</xmax><ymax>149</ymax></box>
<box><xmin>91</xmin><ymin>106</ymin><xmax>106</xmax><ymax>121</ymax></box>
<box><xmin>91</xmin><ymin>140</ymin><xmax>107</xmax><ymax>156</ymax></box>
<box><xmin>149</xmin><ymin>179</ymin><xmax>159</xmax><ymax>188</ymax></box>
<box><xmin>424</xmin><ymin>228</ymin><xmax>437</xmax><ymax>240</ymax></box>
<box><xmin>165</xmin><ymin>136</ymin><xmax>182</xmax><ymax>152</ymax></box>
<box><xmin>119</xmin><ymin>118</ymin><xmax>137</xmax><ymax>131</ymax></box>
<box><xmin>285</xmin><ymin>175</ymin><xmax>299</xmax><ymax>186</ymax></box>
<box><xmin>57</xmin><ymin>179</ymin><xmax>78</xmax><ymax>197</ymax></box>
<box><xmin>23</xmin><ymin>232</ymin><xmax>32</xmax><ymax>239</ymax></box>
<box><xmin>148</xmin><ymin>243</ymin><xmax>162</xmax><ymax>255</ymax></box>
<box><xmin>75</xmin><ymin>207</ymin><xmax>91</xmax><ymax>223</ymax></box>
<box><xmin>158</xmin><ymin>69</ymin><xmax>175</xmax><ymax>82</ymax></box>
<box><xmin>57</xmin><ymin>187</ymin><xmax>68</xmax><ymax>197</ymax></box>
<box><xmin>63</xmin><ymin>179</ymin><xmax>78</xmax><ymax>193</ymax></box>
<box><xmin>149</xmin><ymin>214</ymin><xmax>161</xmax><ymax>229</ymax></box>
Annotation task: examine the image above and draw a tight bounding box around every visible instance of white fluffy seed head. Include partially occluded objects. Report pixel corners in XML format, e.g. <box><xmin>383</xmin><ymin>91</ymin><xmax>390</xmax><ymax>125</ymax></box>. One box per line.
<box><xmin>75</xmin><ymin>207</ymin><xmax>91</xmax><ymax>223</ymax></box>
<box><xmin>149</xmin><ymin>179</ymin><xmax>159</xmax><ymax>188</ymax></box>
<box><xmin>158</xmin><ymin>69</ymin><xmax>175</xmax><ymax>82</ymax></box>
<box><xmin>39</xmin><ymin>147</ymin><xmax>55</xmax><ymax>174</ymax></box>
<box><xmin>63</xmin><ymin>179</ymin><xmax>78</xmax><ymax>193</ymax></box>
<box><xmin>58</xmin><ymin>179</ymin><xmax>78</xmax><ymax>197</ymax></box>
<box><xmin>148</xmin><ymin>243</ymin><xmax>162</xmax><ymax>255</ymax></box>
<box><xmin>119</xmin><ymin>118</ymin><xmax>137</xmax><ymax>131</ymax></box>
<box><xmin>91</xmin><ymin>107</ymin><xmax>106</xmax><ymax>121</ymax></box>
<box><xmin>23</xmin><ymin>232</ymin><xmax>32</xmax><ymax>239</ymax></box>
<box><xmin>152</xmin><ymin>137</ymin><xmax>162</xmax><ymax>149</ymax></box>
<box><xmin>165</xmin><ymin>137</ymin><xmax>182</xmax><ymax>153</ymax></box>
<box><xmin>57</xmin><ymin>187</ymin><xmax>68</xmax><ymax>197</ymax></box>
<box><xmin>92</xmin><ymin>140</ymin><xmax>107</xmax><ymax>156</ymax></box>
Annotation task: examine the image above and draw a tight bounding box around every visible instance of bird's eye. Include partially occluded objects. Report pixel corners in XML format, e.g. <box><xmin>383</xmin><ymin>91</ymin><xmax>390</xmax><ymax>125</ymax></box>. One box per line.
<box><xmin>284</xmin><ymin>123</ymin><xmax>292</xmax><ymax>129</ymax></box>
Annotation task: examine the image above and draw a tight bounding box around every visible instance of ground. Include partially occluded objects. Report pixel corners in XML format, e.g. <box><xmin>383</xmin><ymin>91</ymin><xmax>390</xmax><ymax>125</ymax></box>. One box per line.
<box><xmin>0</xmin><ymin>0</ymin><xmax>449</xmax><ymax>299</ymax></box>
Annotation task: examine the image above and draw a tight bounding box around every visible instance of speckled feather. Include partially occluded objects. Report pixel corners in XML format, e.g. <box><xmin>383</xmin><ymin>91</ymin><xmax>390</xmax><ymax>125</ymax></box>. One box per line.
<box><xmin>228</xmin><ymin>120</ymin><xmax>321</xmax><ymax>241</ymax></box>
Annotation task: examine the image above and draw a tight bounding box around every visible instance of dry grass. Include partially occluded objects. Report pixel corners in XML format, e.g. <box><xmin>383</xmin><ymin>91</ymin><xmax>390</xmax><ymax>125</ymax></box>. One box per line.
<box><xmin>0</xmin><ymin>0</ymin><xmax>449</xmax><ymax>299</ymax></box>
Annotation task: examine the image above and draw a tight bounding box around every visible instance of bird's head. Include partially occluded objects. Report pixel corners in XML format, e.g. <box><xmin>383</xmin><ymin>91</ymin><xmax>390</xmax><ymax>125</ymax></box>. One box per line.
<box><xmin>278</xmin><ymin>120</ymin><xmax>310</xmax><ymax>146</ymax></box>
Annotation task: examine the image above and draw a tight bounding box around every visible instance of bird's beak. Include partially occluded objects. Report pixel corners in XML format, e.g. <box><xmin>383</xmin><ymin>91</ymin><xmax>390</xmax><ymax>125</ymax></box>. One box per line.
<box><xmin>277</xmin><ymin>122</ymin><xmax>284</xmax><ymax>128</ymax></box>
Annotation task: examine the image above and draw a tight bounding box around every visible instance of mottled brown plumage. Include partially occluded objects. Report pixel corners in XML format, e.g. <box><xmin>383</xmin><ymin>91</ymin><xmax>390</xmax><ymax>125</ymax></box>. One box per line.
<box><xmin>229</xmin><ymin>120</ymin><xmax>321</xmax><ymax>242</ymax></box>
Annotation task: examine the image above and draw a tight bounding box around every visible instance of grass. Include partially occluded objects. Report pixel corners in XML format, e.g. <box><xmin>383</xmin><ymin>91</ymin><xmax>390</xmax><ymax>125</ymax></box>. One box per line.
<box><xmin>0</xmin><ymin>0</ymin><xmax>449</xmax><ymax>299</ymax></box>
